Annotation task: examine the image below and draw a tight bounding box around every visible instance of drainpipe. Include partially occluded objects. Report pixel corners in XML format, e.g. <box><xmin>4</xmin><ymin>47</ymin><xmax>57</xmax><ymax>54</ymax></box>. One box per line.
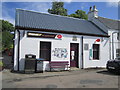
<box><xmin>17</xmin><ymin>30</ymin><xmax>20</xmax><ymax>71</ymax></box>
<box><xmin>112</xmin><ymin>32</ymin><xmax>118</xmax><ymax>59</ymax></box>
<box><xmin>109</xmin><ymin>37</ymin><xmax>111</xmax><ymax>60</ymax></box>
<box><xmin>81</xmin><ymin>36</ymin><xmax>84</xmax><ymax>69</ymax></box>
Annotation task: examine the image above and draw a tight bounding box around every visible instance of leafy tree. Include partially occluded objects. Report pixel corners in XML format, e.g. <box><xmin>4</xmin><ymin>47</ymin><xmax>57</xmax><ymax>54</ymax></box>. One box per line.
<box><xmin>48</xmin><ymin>1</ymin><xmax>68</xmax><ymax>16</ymax></box>
<box><xmin>1</xmin><ymin>20</ymin><xmax>14</xmax><ymax>32</ymax></box>
<box><xmin>0</xmin><ymin>20</ymin><xmax>2</xmax><ymax>52</ymax></box>
<box><xmin>0</xmin><ymin>20</ymin><xmax>14</xmax><ymax>51</ymax></box>
<box><xmin>2</xmin><ymin>31</ymin><xmax>14</xmax><ymax>50</ymax></box>
<box><xmin>48</xmin><ymin>2</ymin><xmax>88</xmax><ymax>20</ymax></box>
<box><xmin>68</xmin><ymin>10</ymin><xmax>88</xmax><ymax>20</ymax></box>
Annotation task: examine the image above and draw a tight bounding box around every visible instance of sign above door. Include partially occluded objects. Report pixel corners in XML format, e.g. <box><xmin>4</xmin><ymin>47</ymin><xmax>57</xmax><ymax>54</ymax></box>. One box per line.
<box><xmin>27</xmin><ymin>32</ymin><xmax>62</xmax><ymax>39</ymax></box>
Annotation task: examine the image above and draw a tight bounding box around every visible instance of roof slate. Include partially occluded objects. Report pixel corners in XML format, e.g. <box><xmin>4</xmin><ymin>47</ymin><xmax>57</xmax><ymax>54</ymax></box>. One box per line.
<box><xmin>16</xmin><ymin>9</ymin><xmax>108</xmax><ymax>36</ymax></box>
<box><xmin>98</xmin><ymin>17</ymin><xmax>120</xmax><ymax>30</ymax></box>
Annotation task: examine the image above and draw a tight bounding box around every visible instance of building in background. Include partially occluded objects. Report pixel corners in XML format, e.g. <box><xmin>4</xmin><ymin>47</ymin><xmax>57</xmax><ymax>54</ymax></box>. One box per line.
<box><xmin>88</xmin><ymin>5</ymin><xmax>120</xmax><ymax>60</ymax></box>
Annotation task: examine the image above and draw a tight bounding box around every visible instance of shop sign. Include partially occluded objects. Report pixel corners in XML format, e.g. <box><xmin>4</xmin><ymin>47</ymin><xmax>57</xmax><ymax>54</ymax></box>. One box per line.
<box><xmin>56</xmin><ymin>35</ymin><xmax>62</xmax><ymax>39</ymax></box>
<box><xmin>96</xmin><ymin>39</ymin><xmax>100</xmax><ymax>42</ymax></box>
<box><xmin>72</xmin><ymin>36</ymin><xmax>77</xmax><ymax>41</ymax></box>
<box><xmin>27</xmin><ymin>32</ymin><xmax>62</xmax><ymax>39</ymax></box>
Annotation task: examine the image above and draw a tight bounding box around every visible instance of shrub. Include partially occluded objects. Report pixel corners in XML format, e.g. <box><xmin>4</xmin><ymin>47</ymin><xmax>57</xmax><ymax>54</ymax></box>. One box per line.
<box><xmin>0</xmin><ymin>61</ymin><xmax>3</xmax><ymax>67</ymax></box>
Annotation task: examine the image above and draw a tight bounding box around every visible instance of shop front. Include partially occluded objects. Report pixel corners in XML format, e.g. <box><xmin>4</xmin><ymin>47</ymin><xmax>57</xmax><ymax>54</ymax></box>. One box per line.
<box><xmin>13</xmin><ymin>9</ymin><xmax>109</xmax><ymax>72</ymax></box>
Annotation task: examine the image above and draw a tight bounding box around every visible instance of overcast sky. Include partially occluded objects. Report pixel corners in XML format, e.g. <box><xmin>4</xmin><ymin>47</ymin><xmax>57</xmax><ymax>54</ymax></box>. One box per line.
<box><xmin>1</xmin><ymin>1</ymin><xmax>119</xmax><ymax>25</ymax></box>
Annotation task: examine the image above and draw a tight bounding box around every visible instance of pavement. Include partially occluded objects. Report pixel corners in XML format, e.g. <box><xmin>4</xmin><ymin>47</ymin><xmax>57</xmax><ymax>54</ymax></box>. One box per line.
<box><xmin>2</xmin><ymin>68</ymin><xmax>119</xmax><ymax>88</ymax></box>
<box><xmin>1</xmin><ymin>53</ymin><xmax>119</xmax><ymax>89</ymax></box>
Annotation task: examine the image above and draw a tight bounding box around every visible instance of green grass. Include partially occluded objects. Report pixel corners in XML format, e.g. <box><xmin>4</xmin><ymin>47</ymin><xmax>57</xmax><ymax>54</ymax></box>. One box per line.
<box><xmin>0</xmin><ymin>61</ymin><xmax>3</xmax><ymax>67</ymax></box>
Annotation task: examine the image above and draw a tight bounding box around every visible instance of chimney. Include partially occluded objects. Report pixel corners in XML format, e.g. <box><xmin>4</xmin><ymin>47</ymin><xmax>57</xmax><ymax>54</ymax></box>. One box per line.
<box><xmin>93</xmin><ymin>5</ymin><xmax>98</xmax><ymax>11</ymax></box>
<box><xmin>89</xmin><ymin>6</ymin><xmax>92</xmax><ymax>12</ymax></box>
<box><xmin>88</xmin><ymin>5</ymin><xmax>98</xmax><ymax>20</ymax></box>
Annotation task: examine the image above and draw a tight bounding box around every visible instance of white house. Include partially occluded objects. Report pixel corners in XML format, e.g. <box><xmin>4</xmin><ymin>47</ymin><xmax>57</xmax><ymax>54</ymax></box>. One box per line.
<box><xmin>88</xmin><ymin>5</ymin><xmax>120</xmax><ymax>60</ymax></box>
<box><xmin>14</xmin><ymin>9</ymin><xmax>109</xmax><ymax>72</ymax></box>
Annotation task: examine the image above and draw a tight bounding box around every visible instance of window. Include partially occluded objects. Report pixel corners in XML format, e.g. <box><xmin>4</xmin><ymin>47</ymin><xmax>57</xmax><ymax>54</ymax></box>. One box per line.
<box><xmin>93</xmin><ymin>44</ymin><xmax>100</xmax><ymax>60</ymax></box>
<box><xmin>40</xmin><ymin>42</ymin><xmax>51</xmax><ymax>61</ymax></box>
<box><xmin>116</xmin><ymin>49</ymin><xmax>120</xmax><ymax>57</ymax></box>
<box><xmin>117</xmin><ymin>33</ymin><xmax>120</xmax><ymax>40</ymax></box>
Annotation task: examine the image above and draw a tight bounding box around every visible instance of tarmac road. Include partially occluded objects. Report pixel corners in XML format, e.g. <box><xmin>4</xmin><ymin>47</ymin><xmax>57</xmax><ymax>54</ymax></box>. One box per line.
<box><xmin>2</xmin><ymin>69</ymin><xmax>119</xmax><ymax>88</ymax></box>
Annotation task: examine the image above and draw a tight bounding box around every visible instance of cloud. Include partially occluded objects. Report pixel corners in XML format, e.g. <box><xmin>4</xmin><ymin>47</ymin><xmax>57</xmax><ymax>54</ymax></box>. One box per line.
<box><xmin>1</xmin><ymin>16</ymin><xmax>15</xmax><ymax>25</ymax></box>
<box><xmin>23</xmin><ymin>2</ymin><xmax>51</xmax><ymax>13</ymax></box>
<box><xmin>106</xmin><ymin>2</ymin><xmax>118</xmax><ymax>7</ymax></box>
<box><xmin>80</xmin><ymin>3</ymin><xmax>88</xmax><ymax>10</ymax></box>
<box><xmin>2</xmin><ymin>0</ymin><xmax>120</xmax><ymax>2</ymax></box>
<box><xmin>2</xmin><ymin>3</ymin><xmax>15</xmax><ymax>25</ymax></box>
<box><xmin>0</xmin><ymin>3</ymin><xmax>2</xmax><ymax>19</ymax></box>
<box><xmin>62</xmin><ymin>0</ymin><xmax>73</xmax><ymax>3</ymax></box>
<box><xmin>1</xmin><ymin>2</ymin><xmax>51</xmax><ymax>25</ymax></box>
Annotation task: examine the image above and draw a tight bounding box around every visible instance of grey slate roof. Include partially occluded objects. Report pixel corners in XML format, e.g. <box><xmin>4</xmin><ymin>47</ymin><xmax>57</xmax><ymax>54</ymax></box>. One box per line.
<box><xmin>16</xmin><ymin>9</ymin><xmax>108</xmax><ymax>36</ymax></box>
<box><xmin>98</xmin><ymin>17</ymin><xmax>120</xmax><ymax>30</ymax></box>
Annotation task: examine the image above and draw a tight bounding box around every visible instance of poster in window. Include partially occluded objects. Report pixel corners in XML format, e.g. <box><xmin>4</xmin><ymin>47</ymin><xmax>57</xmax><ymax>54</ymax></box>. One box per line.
<box><xmin>71</xmin><ymin>51</ymin><xmax>75</xmax><ymax>60</ymax></box>
<box><xmin>89</xmin><ymin>49</ymin><xmax>93</xmax><ymax>60</ymax></box>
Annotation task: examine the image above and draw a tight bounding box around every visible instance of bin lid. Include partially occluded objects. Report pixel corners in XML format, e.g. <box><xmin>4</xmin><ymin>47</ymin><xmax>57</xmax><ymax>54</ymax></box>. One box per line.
<box><xmin>36</xmin><ymin>58</ymin><xmax>45</xmax><ymax>61</ymax></box>
<box><xmin>25</xmin><ymin>54</ymin><xmax>36</xmax><ymax>58</ymax></box>
<box><xmin>25</xmin><ymin>54</ymin><xmax>36</xmax><ymax>56</ymax></box>
<box><xmin>0</xmin><ymin>57</ymin><xmax>4</xmax><ymax>60</ymax></box>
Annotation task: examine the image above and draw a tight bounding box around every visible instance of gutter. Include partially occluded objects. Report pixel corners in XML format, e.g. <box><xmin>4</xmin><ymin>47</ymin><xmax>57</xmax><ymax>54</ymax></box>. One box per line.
<box><xmin>109</xmin><ymin>37</ymin><xmax>111</xmax><ymax>60</ymax></box>
<box><xmin>15</xmin><ymin>26</ymin><xmax>110</xmax><ymax>38</ymax></box>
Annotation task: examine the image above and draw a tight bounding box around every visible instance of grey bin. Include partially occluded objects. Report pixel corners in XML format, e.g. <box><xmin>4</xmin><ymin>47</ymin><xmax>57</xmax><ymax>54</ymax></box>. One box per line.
<box><xmin>24</xmin><ymin>54</ymin><xmax>36</xmax><ymax>74</ymax></box>
<box><xmin>36</xmin><ymin>58</ymin><xmax>45</xmax><ymax>73</ymax></box>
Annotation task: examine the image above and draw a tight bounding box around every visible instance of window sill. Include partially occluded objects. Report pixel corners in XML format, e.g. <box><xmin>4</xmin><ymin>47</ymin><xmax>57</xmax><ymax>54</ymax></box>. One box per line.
<box><xmin>92</xmin><ymin>59</ymin><xmax>100</xmax><ymax>60</ymax></box>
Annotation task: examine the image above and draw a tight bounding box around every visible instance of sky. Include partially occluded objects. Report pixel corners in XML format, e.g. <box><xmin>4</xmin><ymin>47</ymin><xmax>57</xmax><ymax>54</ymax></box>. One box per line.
<box><xmin>1</xmin><ymin>1</ymin><xmax>119</xmax><ymax>25</ymax></box>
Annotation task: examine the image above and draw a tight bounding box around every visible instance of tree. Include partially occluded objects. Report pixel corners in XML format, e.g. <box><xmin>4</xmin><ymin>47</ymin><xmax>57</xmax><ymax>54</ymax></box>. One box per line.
<box><xmin>48</xmin><ymin>1</ymin><xmax>68</xmax><ymax>16</ymax></box>
<box><xmin>0</xmin><ymin>20</ymin><xmax>14</xmax><ymax>51</ymax></box>
<box><xmin>1</xmin><ymin>20</ymin><xmax>14</xmax><ymax>32</ymax></box>
<box><xmin>48</xmin><ymin>2</ymin><xmax>88</xmax><ymax>20</ymax></box>
<box><xmin>68</xmin><ymin>10</ymin><xmax>88</xmax><ymax>20</ymax></box>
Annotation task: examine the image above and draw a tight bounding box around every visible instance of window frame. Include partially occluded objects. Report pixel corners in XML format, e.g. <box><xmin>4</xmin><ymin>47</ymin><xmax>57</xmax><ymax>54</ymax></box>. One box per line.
<box><xmin>117</xmin><ymin>33</ymin><xmax>120</xmax><ymax>41</ymax></box>
<box><xmin>93</xmin><ymin>44</ymin><xmax>100</xmax><ymax>60</ymax></box>
<box><xmin>116</xmin><ymin>49</ymin><xmax>120</xmax><ymax>57</ymax></box>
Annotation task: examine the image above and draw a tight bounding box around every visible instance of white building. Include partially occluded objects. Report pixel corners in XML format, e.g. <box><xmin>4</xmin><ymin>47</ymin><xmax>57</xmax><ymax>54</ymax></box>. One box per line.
<box><xmin>88</xmin><ymin>5</ymin><xmax>120</xmax><ymax>60</ymax></box>
<box><xmin>14</xmin><ymin>9</ymin><xmax>109</xmax><ymax>72</ymax></box>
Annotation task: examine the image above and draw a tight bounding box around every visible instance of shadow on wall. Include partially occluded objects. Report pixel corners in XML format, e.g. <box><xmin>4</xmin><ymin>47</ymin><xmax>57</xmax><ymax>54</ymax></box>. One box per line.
<box><xmin>45</xmin><ymin>62</ymin><xmax>50</xmax><ymax>71</ymax></box>
<box><xmin>103</xmin><ymin>38</ymin><xmax>109</xmax><ymax>47</ymax></box>
<box><xmin>19</xmin><ymin>58</ymin><xmax>25</xmax><ymax>71</ymax></box>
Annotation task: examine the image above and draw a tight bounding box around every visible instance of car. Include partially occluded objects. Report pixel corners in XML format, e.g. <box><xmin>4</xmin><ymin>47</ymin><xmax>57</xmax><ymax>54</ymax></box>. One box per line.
<box><xmin>106</xmin><ymin>56</ymin><xmax>120</xmax><ymax>74</ymax></box>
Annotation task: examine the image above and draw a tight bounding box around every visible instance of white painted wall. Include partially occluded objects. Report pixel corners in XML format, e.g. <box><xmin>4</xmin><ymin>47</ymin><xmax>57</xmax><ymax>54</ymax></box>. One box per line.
<box><xmin>83</xmin><ymin>36</ymin><xmax>109</xmax><ymax>68</ymax></box>
<box><xmin>108</xmin><ymin>29</ymin><xmax>120</xmax><ymax>59</ymax></box>
<box><xmin>18</xmin><ymin>30</ymin><xmax>81</xmax><ymax>71</ymax></box>
<box><xmin>88</xmin><ymin>15</ymin><xmax>119</xmax><ymax>60</ymax></box>
<box><xmin>14</xmin><ymin>30</ymin><xmax>110</xmax><ymax>71</ymax></box>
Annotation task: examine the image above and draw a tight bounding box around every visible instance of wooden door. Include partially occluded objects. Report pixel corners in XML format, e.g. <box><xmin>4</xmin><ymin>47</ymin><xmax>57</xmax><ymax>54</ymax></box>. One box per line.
<box><xmin>70</xmin><ymin>43</ymin><xmax>79</xmax><ymax>67</ymax></box>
